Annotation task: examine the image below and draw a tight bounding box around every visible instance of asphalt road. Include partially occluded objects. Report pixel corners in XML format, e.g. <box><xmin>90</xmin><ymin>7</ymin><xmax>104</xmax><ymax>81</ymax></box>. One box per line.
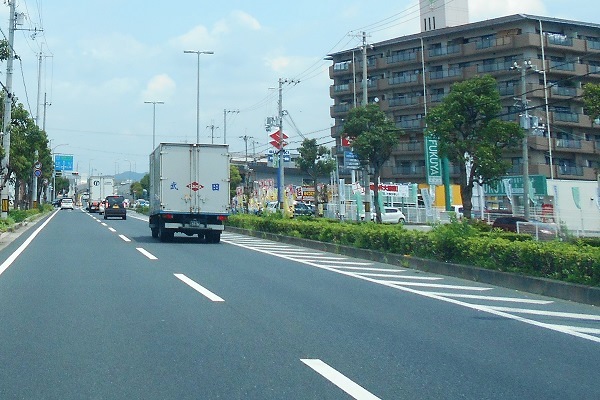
<box><xmin>0</xmin><ymin>208</ymin><xmax>599</xmax><ymax>399</ymax></box>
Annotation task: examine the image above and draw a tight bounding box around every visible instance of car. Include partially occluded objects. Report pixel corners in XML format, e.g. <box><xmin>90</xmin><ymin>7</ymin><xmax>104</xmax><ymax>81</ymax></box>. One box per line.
<box><xmin>293</xmin><ymin>202</ymin><xmax>313</xmax><ymax>217</ymax></box>
<box><xmin>103</xmin><ymin>195</ymin><xmax>127</xmax><ymax>220</ymax></box>
<box><xmin>372</xmin><ymin>207</ymin><xmax>406</xmax><ymax>224</ymax></box>
<box><xmin>52</xmin><ymin>198</ymin><xmax>62</xmax><ymax>207</ymax></box>
<box><xmin>492</xmin><ymin>216</ymin><xmax>529</xmax><ymax>232</ymax></box>
<box><xmin>264</xmin><ymin>201</ymin><xmax>279</xmax><ymax>214</ymax></box>
<box><xmin>451</xmin><ymin>205</ymin><xmax>464</xmax><ymax>219</ymax></box>
<box><xmin>88</xmin><ymin>200</ymin><xmax>101</xmax><ymax>213</ymax></box>
<box><xmin>60</xmin><ymin>198</ymin><xmax>74</xmax><ymax>210</ymax></box>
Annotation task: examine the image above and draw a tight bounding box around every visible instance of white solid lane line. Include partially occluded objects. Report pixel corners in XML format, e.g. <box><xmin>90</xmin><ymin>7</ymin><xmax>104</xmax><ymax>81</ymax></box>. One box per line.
<box><xmin>0</xmin><ymin>210</ymin><xmax>59</xmax><ymax>276</ymax></box>
<box><xmin>136</xmin><ymin>247</ymin><xmax>158</xmax><ymax>260</ymax></box>
<box><xmin>301</xmin><ymin>359</ymin><xmax>381</xmax><ymax>400</ymax></box>
<box><xmin>174</xmin><ymin>274</ymin><xmax>225</xmax><ymax>302</ymax></box>
<box><xmin>487</xmin><ymin>306</ymin><xmax>600</xmax><ymax>320</ymax></box>
<box><xmin>119</xmin><ymin>235</ymin><xmax>131</xmax><ymax>242</ymax></box>
<box><xmin>424</xmin><ymin>292</ymin><xmax>554</xmax><ymax>304</ymax></box>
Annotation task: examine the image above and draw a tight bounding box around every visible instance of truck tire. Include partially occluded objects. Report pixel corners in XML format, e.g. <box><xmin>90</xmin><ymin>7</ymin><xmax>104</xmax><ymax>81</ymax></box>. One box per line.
<box><xmin>151</xmin><ymin>228</ymin><xmax>159</xmax><ymax>238</ymax></box>
<box><xmin>206</xmin><ymin>232</ymin><xmax>221</xmax><ymax>244</ymax></box>
<box><xmin>159</xmin><ymin>227</ymin><xmax>174</xmax><ymax>242</ymax></box>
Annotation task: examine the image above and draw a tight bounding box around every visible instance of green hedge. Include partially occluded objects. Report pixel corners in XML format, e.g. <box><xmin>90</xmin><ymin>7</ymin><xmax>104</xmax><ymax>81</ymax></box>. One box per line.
<box><xmin>226</xmin><ymin>214</ymin><xmax>600</xmax><ymax>287</ymax></box>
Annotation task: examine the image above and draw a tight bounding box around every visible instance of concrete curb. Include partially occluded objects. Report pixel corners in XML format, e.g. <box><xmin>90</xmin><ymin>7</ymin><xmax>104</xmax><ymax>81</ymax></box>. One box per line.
<box><xmin>226</xmin><ymin>226</ymin><xmax>600</xmax><ymax>307</ymax></box>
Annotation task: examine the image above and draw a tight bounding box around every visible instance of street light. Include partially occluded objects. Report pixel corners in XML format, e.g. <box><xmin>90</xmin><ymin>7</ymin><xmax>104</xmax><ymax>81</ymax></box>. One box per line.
<box><xmin>144</xmin><ymin>101</ymin><xmax>164</xmax><ymax>150</ymax></box>
<box><xmin>184</xmin><ymin>50</ymin><xmax>214</xmax><ymax>143</ymax></box>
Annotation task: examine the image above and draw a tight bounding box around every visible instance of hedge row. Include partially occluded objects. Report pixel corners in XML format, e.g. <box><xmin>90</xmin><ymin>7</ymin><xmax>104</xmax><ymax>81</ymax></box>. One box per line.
<box><xmin>226</xmin><ymin>214</ymin><xmax>600</xmax><ymax>287</ymax></box>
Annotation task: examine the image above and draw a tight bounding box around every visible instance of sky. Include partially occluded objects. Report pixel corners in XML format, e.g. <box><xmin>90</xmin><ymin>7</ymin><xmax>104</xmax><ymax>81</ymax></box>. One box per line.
<box><xmin>1</xmin><ymin>0</ymin><xmax>599</xmax><ymax>177</ymax></box>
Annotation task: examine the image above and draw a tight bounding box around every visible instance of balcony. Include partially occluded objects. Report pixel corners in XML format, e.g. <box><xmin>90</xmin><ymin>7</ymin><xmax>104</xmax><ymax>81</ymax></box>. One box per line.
<box><xmin>395</xmin><ymin>141</ymin><xmax>423</xmax><ymax>153</ymax></box>
<box><xmin>587</xmin><ymin>40</ymin><xmax>600</xmax><ymax>52</ymax></box>
<box><xmin>386</xmin><ymin>51</ymin><xmax>418</xmax><ymax>65</ymax></box>
<box><xmin>477</xmin><ymin>61</ymin><xmax>515</xmax><ymax>74</ymax></box>
<box><xmin>427</xmin><ymin>44</ymin><xmax>461</xmax><ymax>59</ymax></box>
<box><xmin>388</xmin><ymin>96</ymin><xmax>419</xmax><ymax>108</ymax></box>
<box><xmin>388</xmin><ymin>74</ymin><xmax>418</xmax><ymax>86</ymax></box>
<box><xmin>558</xmin><ymin>165</ymin><xmax>584</xmax><ymax>176</ymax></box>
<box><xmin>392</xmin><ymin>166</ymin><xmax>426</xmax><ymax>177</ymax></box>
<box><xmin>475</xmin><ymin>36</ymin><xmax>513</xmax><ymax>51</ymax></box>
<box><xmin>330</xmin><ymin>103</ymin><xmax>351</xmax><ymax>118</ymax></box>
<box><xmin>550</xmin><ymin>86</ymin><xmax>577</xmax><ymax>97</ymax></box>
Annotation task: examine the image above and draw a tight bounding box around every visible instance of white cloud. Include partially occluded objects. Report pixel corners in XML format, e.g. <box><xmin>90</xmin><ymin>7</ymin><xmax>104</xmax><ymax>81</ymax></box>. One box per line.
<box><xmin>469</xmin><ymin>0</ymin><xmax>547</xmax><ymax>22</ymax></box>
<box><xmin>79</xmin><ymin>33</ymin><xmax>149</xmax><ymax>63</ymax></box>
<box><xmin>171</xmin><ymin>10</ymin><xmax>261</xmax><ymax>51</ymax></box>
<box><xmin>172</xmin><ymin>25</ymin><xmax>216</xmax><ymax>51</ymax></box>
<box><xmin>264</xmin><ymin>55</ymin><xmax>291</xmax><ymax>73</ymax></box>
<box><xmin>141</xmin><ymin>74</ymin><xmax>176</xmax><ymax>102</ymax></box>
<box><xmin>232</xmin><ymin>10</ymin><xmax>261</xmax><ymax>30</ymax></box>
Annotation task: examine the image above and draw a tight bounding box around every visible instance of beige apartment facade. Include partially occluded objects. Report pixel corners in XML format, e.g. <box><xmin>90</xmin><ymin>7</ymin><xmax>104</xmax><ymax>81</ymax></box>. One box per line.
<box><xmin>328</xmin><ymin>14</ymin><xmax>600</xmax><ymax>186</ymax></box>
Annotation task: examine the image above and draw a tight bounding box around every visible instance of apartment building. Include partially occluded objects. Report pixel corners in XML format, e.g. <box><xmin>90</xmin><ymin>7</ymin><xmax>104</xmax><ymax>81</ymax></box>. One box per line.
<box><xmin>328</xmin><ymin>13</ymin><xmax>600</xmax><ymax>185</ymax></box>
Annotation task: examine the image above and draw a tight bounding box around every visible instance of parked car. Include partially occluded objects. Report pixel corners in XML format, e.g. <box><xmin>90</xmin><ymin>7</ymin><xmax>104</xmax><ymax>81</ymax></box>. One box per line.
<box><xmin>293</xmin><ymin>202</ymin><xmax>313</xmax><ymax>217</ymax></box>
<box><xmin>451</xmin><ymin>205</ymin><xmax>464</xmax><ymax>219</ymax></box>
<box><xmin>372</xmin><ymin>207</ymin><xmax>406</xmax><ymax>224</ymax></box>
<box><xmin>492</xmin><ymin>216</ymin><xmax>529</xmax><ymax>232</ymax></box>
<box><xmin>103</xmin><ymin>195</ymin><xmax>127</xmax><ymax>220</ymax></box>
<box><xmin>60</xmin><ymin>198</ymin><xmax>74</xmax><ymax>210</ymax></box>
<box><xmin>263</xmin><ymin>201</ymin><xmax>279</xmax><ymax>214</ymax></box>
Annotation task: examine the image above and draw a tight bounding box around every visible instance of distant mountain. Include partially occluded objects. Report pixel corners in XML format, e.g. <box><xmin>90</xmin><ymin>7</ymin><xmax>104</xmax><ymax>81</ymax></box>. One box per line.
<box><xmin>114</xmin><ymin>171</ymin><xmax>146</xmax><ymax>183</ymax></box>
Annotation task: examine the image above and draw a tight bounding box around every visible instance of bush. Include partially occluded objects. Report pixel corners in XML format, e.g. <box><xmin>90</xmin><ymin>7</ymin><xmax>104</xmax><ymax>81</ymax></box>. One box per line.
<box><xmin>225</xmin><ymin>215</ymin><xmax>600</xmax><ymax>286</ymax></box>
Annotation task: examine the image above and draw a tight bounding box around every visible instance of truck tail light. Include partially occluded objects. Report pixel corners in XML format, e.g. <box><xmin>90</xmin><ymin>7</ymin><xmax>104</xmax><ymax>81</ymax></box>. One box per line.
<box><xmin>164</xmin><ymin>213</ymin><xmax>174</xmax><ymax>220</ymax></box>
<box><xmin>217</xmin><ymin>215</ymin><xmax>227</xmax><ymax>221</ymax></box>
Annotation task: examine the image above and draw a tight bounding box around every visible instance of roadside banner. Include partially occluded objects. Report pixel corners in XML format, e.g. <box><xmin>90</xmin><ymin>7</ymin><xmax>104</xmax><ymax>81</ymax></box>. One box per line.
<box><xmin>572</xmin><ymin>187</ymin><xmax>581</xmax><ymax>210</ymax></box>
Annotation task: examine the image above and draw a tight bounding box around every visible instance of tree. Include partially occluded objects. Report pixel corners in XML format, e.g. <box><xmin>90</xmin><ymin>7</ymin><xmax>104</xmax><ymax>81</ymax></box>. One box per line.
<box><xmin>139</xmin><ymin>173</ymin><xmax>150</xmax><ymax>192</ymax></box>
<box><xmin>425</xmin><ymin>75</ymin><xmax>524</xmax><ymax>219</ymax></box>
<box><xmin>343</xmin><ymin>104</ymin><xmax>401</xmax><ymax>222</ymax></box>
<box><xmin>295</xmin><ymin>138</ymin><xmax>336</xmax><ymax>216</ymax></box>
<box><xmin>130</xmin><ymin>182</ymin><xmax>144</xmax><ymax>199</ymax></box>
<box><xmin>229</xmin><ymin>165</ymin><xmax>242</xmax><ymax>200</ymax></box>
<box><xmin>583</xmin><ymin>82</ymin><xmax>600</xmax><ymax>123</ymax></box>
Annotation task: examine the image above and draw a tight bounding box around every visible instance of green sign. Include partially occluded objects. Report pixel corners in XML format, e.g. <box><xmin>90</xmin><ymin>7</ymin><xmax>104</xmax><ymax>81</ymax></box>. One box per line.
<box><xmin>424</xmin><ymin>136</ymin><xmax>442</xmax><ymax>185</ymax></box>
<box><xmin>484</xmin><ymin>175</ymin><xmax>547</xmax><ymax>196</ymax></box>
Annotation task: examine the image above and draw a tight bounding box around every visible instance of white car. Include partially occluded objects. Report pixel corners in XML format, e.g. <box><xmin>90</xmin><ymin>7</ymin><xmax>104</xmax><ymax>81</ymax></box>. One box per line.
<box><xmin>60</xmin><ymin>198</ymin><xmax>74</xmax><ymax>210</ymax></box>
<box><xmin>372</xmin><ymin>207</ymin><xmax>406</xmax><ymax>224</ymax></box>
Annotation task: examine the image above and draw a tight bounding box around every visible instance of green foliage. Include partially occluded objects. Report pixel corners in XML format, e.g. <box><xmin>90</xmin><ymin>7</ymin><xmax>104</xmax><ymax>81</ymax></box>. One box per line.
<box><xmin>425</xmin><ymin>75</ymin><xmax>524</xmax><ymax>218</ymax></box>
<box><xmin>140</xmin><ymin>174</ymin><xmax>150</xmax><ymax>192</ymax></box>
<box><xmin>226</xmin><ymin>215</ymin><xmax>600</xmax><ymax>287</ymax></box>
<box><xmin>343</xmin><ymin>104</ymin><xmax>401</xmax><ymax>222</ymax></box>
<box><xmin>582</xmin><ymin>82</ymin><xmax>600</xmax><ymax>123</ymax></box>
<box><xmin>230</xmin><ymin>165</ymin><xmax>242</xmax><ymax>198</ymax></box>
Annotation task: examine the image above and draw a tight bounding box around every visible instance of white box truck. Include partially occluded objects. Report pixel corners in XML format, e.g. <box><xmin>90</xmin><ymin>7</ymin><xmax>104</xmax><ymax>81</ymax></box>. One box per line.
<box><xmin>87</xmin><ymin>176</ymin><xmax>115</xmax><ymax>213</ymax></box>
<box><xmin>149</xmin><ymin>143</ymin><xmax>230</xmax><ymax>243</ymax></box>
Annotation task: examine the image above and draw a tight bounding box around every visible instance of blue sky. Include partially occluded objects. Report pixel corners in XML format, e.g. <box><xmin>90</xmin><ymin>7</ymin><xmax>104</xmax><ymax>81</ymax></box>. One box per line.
<box><xmin>1</xmin><ymin>0</ymin><xmax>599</xmax><ymax>176</ymax></box>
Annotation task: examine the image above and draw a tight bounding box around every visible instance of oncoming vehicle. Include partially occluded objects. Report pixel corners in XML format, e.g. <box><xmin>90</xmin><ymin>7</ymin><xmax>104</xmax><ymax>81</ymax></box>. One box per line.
<box><xmin>103</xmin><ymin>195</ymin><xmax>127</xmax><ymax>220</ymax></box>
<box><xmin>60</xmin><ymin>198</ymin><xmax>74</xmax><ymax>210</ymax></box>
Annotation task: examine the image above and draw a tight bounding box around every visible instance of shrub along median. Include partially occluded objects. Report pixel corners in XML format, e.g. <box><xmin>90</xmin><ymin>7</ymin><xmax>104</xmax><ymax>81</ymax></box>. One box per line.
<box><xmin>226</xmin><ymin>214</ymin><xmax>600</xmax><ymax>287</ymax></box>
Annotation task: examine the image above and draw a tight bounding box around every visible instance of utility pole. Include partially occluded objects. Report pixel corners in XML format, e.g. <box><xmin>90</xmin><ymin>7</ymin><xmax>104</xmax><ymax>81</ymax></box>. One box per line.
<box><xmin>511</xmin><ymin>60</ymin><xmax>537</xmax><ymax>219</ymax></box>
<box><xmin>207</xmin><ymin>123</ymin><xmax>219</xmax><ymax>144</ymax></box>
<box><xmin>277</xmin><ymin>78</ymin><xmax>284</xmax><ymax>208</ymax></box>
<box><xmin>223</xmin><ymin>109</ymin><xmax>239</xmax><ymax>145</ymax></box>
<box><xmin>361</xmin><ymin>31</ymin><xmax>372</xmax><ymax>221</ymax></box>
<box><xmin>1</xmin><ymin>0</ymin><xmax>16</xmax><ymax>219</ymax></box>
